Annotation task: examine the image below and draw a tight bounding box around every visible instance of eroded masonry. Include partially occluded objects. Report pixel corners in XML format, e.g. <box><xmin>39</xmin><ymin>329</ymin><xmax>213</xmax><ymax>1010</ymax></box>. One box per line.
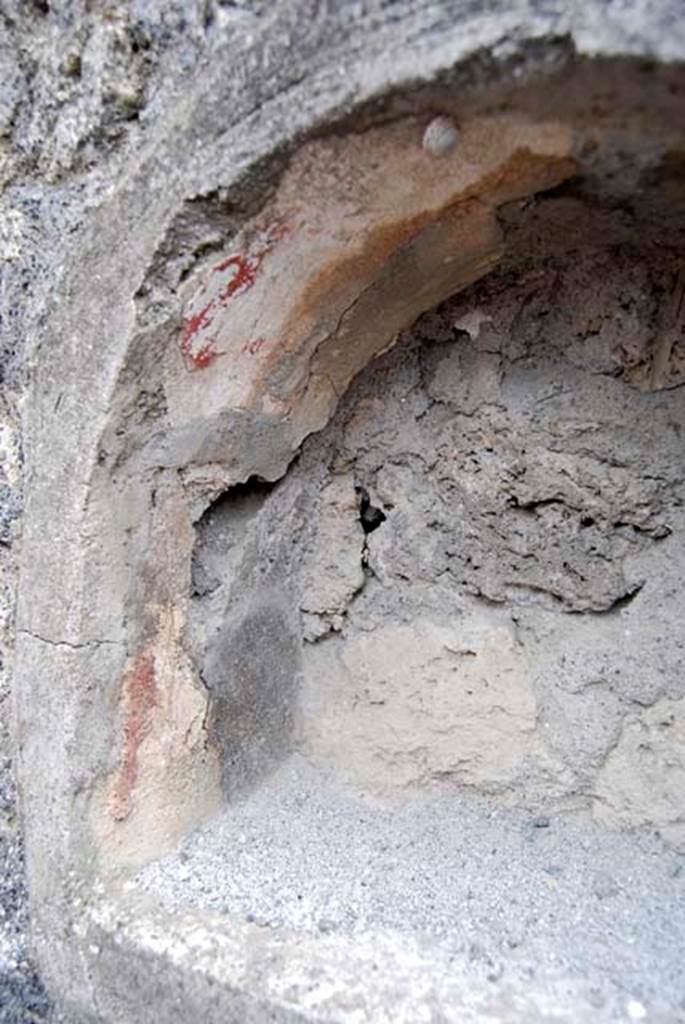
<box><xmin>91</xmin><ymin>59</ymin><xmax>685</xmax><ymax>869</ymax></box>
<box><xmin>14</xmin><ymin>29</ymin><xmax>685</xmax><ymax>1024</ymax></box>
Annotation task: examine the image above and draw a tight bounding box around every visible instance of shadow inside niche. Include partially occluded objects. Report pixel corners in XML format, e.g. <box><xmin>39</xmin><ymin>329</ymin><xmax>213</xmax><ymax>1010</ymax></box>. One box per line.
<box><xmin>191</xmin><ymin>477</ymin><xmax>302</xmax><ymax>801</ymax></box>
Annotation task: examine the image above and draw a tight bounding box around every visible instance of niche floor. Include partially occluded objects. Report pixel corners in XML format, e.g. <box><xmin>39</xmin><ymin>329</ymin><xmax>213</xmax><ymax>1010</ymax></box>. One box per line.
<box><xmin>138</xmin><ymin>753</ymin><xmax>685</xmax><ymax>1022</ymax></box>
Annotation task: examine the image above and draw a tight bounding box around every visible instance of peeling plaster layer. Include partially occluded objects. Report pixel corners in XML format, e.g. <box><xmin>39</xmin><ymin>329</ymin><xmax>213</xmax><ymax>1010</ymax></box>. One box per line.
<box><xmin>189</xmin><ymin>180</ymin><xmax>685</xmax><ymax>843</ymax></box>
<box><xmin>7</xmin><ymin>5</ymin><xmax>685</xmax><ymax>1021</ymax></box>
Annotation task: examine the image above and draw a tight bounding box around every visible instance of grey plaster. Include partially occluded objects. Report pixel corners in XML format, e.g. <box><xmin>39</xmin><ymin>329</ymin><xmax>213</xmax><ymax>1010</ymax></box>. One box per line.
<box><xmin>205</xmin><ymin>595</ymin><xmax>302</xmax><ymax>799</ymax></box>
<box><xmin>190</xmin><ymin>181</ymin><xmax>685</xmax><ymax>823</ymax></box>
<box><xmin>139</xmin><ymin>752</ymin><xmax>685</xmax><ymax>1023</ymax></box>
<box><xmin>4</xmin><ymin>2</ymin><xmax>685</xmax><ymax>1022</ymax></box>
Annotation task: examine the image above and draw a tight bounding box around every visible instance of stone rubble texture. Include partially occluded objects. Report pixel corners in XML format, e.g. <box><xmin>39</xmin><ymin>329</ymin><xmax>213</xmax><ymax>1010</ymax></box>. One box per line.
<box><xmin>191</xmin><ymin>190</ymin><xmax>685</xmax><ymax>840</ymax></box>
<box><xmin>1</xmin><ymin>1</ymin><xmax>685</xmax><ymax>1022</ymax></box>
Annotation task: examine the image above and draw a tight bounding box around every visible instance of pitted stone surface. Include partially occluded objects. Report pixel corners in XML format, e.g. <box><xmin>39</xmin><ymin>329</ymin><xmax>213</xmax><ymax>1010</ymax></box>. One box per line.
<box><xmin>302</xmin><ymin>616</ymin><xmax>539</xmax><ymax>792</ymax></box>
<box><xmin>162</xmin><ymin>115</ymin><xmax>574</xmax><ymax>495</ymax></box>
<box><xmin>4</xmin><ymin>3</ymin><xmax>685</xmax><ymax>1022</ymax></box>
<box><xmin>189</xmin><ymin>183</ymin><xmax>685</xmax><ymax>845</ymax></box>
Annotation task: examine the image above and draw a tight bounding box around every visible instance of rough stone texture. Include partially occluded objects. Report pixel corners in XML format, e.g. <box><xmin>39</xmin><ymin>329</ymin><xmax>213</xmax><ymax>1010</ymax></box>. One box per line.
<box><xmin>595</xmin><ymin>698</ymin><xmax>685</xmax><ymax>848</ymax></box>
<box><xmin>161</xmin><ymin>113</ymin><xmax>573</xmax><ymax>511</ymax></box>
<box><xmin>191</xmin><ymin>182</ymin><xmax>685</xmax><ymax>842</ymax></box>
<box><xmin>302</xmin><ymin>617</ymin><xmax>538</xmax><ymax>792</ymax></box>
<box><xmin>3</xmin><ymin>1</ymin><xmax>685</xmax><ymax>1022</ymax></box>
<box><xmin>0</xmin><ymin>825</ymin><xmax>57</xmax><ymax>1024</ymax></box>
<box><xmin>205</xmin><ymin>596</ymin><xmax>301</xmax><ymax>799</ymax></box>
<box><xmin>1</xmin><ymin>2</ymin><xmax>255</xmax><ymax>1017</ymax></box>
<box><xmin>77</xmin><ymin>67</ymin><xmax>581</xmax><ymax>877</ymax></box>
<box><xmin>300</xmin><ymin>474</ymin><xmax>366</xmax><ymax>629</ymax></box>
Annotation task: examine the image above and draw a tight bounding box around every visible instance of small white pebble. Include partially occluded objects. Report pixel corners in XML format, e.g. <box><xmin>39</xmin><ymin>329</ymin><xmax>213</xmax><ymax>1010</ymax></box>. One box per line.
<box><xmin>422</xmin><ymin>115</ymin><xmax>460</xmax><ymax>156</ymax></box>
<box><xmin>627</xmin><ymin>1000</ymin><xmax>647</xmax><ymax>1020</ymax></box>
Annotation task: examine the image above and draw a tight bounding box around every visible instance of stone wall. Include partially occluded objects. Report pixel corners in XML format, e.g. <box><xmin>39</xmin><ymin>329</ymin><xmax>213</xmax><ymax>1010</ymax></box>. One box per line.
<box><xmin>2</xmin><ymin>3</ymin><xmax>685</xmax><ymax>1020</ymax></box>
<box><xmin>190</xmin><ymin>170</ymin><xmax>685</xmax><ymax>846</ymax></box>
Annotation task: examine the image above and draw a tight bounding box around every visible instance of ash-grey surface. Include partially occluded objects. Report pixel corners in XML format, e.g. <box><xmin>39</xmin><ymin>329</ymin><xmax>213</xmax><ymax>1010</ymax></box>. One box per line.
<box><xmin>158</xmin><ymin>162</ymin><xmax>685</xmax><ymax>1022</ymax></box>
<box><xmin>0</xmin><ymin>789</ymin><xmax>52</xmax><ymax>1024</ymax></box>
<box><xmin>190</xmin><ymin>186</ymin><xmax>685</xmax><ymax>820</ymax></box>
<box><xmin>5</xmin><ymin>1</ymin><xmax>685</xmax><ymax>1022</ymax></box>
<box><xmin>1</xmin><ymin>3</ymin><xmax>276</xmax><ymax>1020</ymax></box>
<box><xmin>139</xmin><ymin>753</ymin><xmax>685</xmax><ymax>1023</ymax></box>
<box><xmin>0</xmin><ymin>763</ymin><xmax>71</xmax><ymax>1024</ymax></box>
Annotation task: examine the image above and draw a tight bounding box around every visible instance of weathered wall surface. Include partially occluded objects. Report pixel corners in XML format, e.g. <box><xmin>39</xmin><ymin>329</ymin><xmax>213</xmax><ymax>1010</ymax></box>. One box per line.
<box><xmin>0</xmin><ymin>4</ymin><xmax>253</xmax><ymax>1011</ymax></box>
<box><xmin>186</xmin><ymin>62</ymin><xmax>685</xmax><ymax>848</ymax></box>
<box><xmin>191</xmin><ymin>182</ymin><xmax>685</xmax><ymax>846</ymax></box>
<box><xmin>0</xmin><ymin>0</ymin><xmax>237</xmax><ymax>803</ymax></box>
<box><xmin>2</xmin><ymin>2</ymin><xmax>685</xmax><ymax>1020</ymax></box>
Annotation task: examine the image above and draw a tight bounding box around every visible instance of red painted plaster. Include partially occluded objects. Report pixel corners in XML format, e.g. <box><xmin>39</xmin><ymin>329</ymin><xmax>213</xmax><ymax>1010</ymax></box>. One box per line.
<box><xmin>110</xmin><ymin>651</ymin><xmax>157</xmax><ymax>822</ymax></box>
<box><xmin>179</xmin><ymin>216</ymin><xmax>290</xmax><ymax>371</ymax></box>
